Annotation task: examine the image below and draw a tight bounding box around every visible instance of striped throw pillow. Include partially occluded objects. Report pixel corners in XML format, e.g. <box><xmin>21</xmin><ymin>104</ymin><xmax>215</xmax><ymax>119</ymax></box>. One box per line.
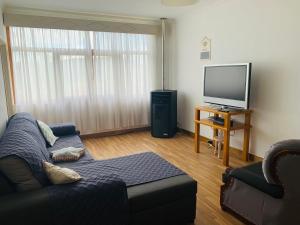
<box><xmin>51</xmin><ymin>147</ymin><xmax>85</xmax><ymax>162</ymax></box>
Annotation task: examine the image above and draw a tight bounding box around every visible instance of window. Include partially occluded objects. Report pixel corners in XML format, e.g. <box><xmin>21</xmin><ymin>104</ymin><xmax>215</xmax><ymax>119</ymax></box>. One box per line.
<box><xmin>9</xmin><ymin>27</ymin><xmax>157</xmax><ymax>134</ymax></box>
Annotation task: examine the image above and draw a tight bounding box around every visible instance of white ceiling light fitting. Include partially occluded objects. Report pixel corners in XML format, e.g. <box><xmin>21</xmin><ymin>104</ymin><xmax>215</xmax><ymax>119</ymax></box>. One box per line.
<box><xmin>161</xmin><ymin>0</ymin><xmax>198</xmax><ymax>7</ymax></box>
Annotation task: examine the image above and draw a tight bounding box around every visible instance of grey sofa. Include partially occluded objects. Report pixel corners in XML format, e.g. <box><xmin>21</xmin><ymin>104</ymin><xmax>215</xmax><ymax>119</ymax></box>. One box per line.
<box><xmin>221</xmin><ymin>140</ymin><xmax>300</xmax><ymax>225</ymax></box>
<box><xmin>0</xmin><ymin>113</ymin><xmax>197</xmax><ymax>225</ymax></box>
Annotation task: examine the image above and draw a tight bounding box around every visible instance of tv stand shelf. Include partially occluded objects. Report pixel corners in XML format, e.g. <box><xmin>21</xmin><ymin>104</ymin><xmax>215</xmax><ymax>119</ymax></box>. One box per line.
<box><xmin>195</xmin><ymin>119</ymin><xmax>247</xmax><ymax>131</ymax></box>
<box><xmin>194</xmin><ymin>106</ymin><xmax>252</xmax><ymax>166</ymax></box>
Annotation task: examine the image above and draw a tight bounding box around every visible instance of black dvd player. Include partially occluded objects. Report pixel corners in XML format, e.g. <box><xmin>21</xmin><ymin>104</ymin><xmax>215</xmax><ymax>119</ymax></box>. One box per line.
<box><xmin>208</xmin><ymin>116</ymin><xmax>234</xmax><ymax>126</ymax></box>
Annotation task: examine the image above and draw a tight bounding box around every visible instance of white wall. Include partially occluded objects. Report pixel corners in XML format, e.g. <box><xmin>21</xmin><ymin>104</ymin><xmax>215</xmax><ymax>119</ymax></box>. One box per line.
<box><xmin>174</xmin><ymin>0</ymin><xmax>300</xmax><ymax>157</ymax></box>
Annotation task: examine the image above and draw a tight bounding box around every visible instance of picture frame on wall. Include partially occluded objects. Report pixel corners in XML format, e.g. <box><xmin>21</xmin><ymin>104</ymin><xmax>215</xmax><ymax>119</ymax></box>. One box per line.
<box><xmin>200</xmin><ymin>36</ymin><xmax>211</xmax><ymax>60</ymax></box>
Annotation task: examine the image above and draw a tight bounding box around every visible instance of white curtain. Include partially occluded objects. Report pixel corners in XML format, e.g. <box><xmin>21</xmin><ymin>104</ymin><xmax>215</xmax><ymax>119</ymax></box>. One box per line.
<box><xmin>10</xmin><ymin>27</ymin><xmax>156</xmax><ymax>134</ymax></box>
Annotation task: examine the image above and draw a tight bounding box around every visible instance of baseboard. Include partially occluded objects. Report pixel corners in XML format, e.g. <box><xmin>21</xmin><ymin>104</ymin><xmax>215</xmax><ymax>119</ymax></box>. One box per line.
<box><xmin>81</xmin><ymin>126</ymin><xmax>150</xmax><ymax>139</ymax></box>
<box><xmin>179</xmin><ymin>128</ymin><xmax>262</xmax><ymax>161</ymax></box>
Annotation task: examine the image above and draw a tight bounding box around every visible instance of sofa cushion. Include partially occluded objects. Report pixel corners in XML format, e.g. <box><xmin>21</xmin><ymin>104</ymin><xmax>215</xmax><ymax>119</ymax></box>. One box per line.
<box><xmin>223</xmin><ymin>162</ymin><xmax>284</xmax><ymax>198</ymax></box>
<box><xmin>49</xmin><ymin>123</ymin><xmax>77</xmax><ymax>137</ymax></box>
<box><xmin>48</xmin><ymin>135</ymin><xmax>94</xmax><ymax>166</ymax></box>
<box><xmin>0</xmin><ymin>156</ymin><xmax>42</xmax><ymax>192</ymax></box>
<box><xmin>0</xmin><ymin>130</ymin><xmax>50</xmax><ymax>189</ymax></box>
<box><xmin>0</xmin><ymin>171</ymin><xmax>15</xmax><ymax>196</ymax></box>
<box><xmin>47</xmin><ymin>135</ymin><xmax>84</xmax><ymax>151</ymax></box>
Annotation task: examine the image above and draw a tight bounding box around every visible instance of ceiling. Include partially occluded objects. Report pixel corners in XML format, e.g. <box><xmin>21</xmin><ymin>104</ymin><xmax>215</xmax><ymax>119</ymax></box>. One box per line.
<box><xmin>1</xmin><ymin>0</ymin><xmax>201</xmax><ymax>19</ymax></box>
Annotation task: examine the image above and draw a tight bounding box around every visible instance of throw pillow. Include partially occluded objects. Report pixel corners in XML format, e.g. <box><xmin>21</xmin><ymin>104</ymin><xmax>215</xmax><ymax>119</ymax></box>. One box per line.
<box><xmin>43</xmin><ymin>161</ymin><xmax>81</xmax><ymax>185</ymax></box>
<box><xmin>51</xmin><ymin>147</ymin><xmax>85</xmax><ymax>162</ymax></box>
<box><xmin>37</xmin><ymin>120</ymin><xmax>58</xmax><ymax>146</ymax></box>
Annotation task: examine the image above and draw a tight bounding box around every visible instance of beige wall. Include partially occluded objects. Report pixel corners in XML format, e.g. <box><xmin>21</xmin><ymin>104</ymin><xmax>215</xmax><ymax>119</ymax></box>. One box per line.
<box><xmin>0</xmin><ymin>3</ymin><xmax>5</xmax><ymax>42</ymax></box>
<box><xmin>0</xmin><ymin>53</ymin><xmax>7</xmax><ymax>137</ymax></box>
<box><xmin>0</xmin><ymin>4</ymin><xmax>8</xmax><ymax>137</ymax></box>
<box><xmin>174</xmin><ymin>0</ymin><xmax>300</xmax><ymax>157</ymax></box>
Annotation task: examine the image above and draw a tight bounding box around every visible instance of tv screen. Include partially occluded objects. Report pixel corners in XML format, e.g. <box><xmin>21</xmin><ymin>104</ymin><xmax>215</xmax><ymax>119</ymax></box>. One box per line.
<box><xmin>203</xmin><ymin>63</ymin><xmax>251</xmax><ymax>109</ymax></box>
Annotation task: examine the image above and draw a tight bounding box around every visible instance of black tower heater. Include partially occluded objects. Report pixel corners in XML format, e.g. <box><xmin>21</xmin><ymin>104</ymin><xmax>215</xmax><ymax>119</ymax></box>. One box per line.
<box><xmin>151</xmin><ymin>90</ymin><xmax>177</xmax><ymax>138</ymax></box>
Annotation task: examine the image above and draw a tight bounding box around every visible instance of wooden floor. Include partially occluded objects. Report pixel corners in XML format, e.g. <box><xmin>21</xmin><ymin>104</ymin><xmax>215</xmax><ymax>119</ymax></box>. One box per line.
<box><xmin>83</xmin><ymin>131</ymin><xmax>256</xmax><ymax>225</ymax></box>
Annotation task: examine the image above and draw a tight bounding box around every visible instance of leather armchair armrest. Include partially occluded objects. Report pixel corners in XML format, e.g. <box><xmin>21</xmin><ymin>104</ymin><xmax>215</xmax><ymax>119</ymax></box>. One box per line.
<box><xmin>0</xmin><ymin>189</ymin><xmax>51</xmax><ymax>225</ymax></box>
<box><xmin>263</xmin><ymin>139</ymin><xmax>300</xmax><ymax>187</ymax></box>
<box><xmin>49</xmin><ymin>123</ymin><xmax>79</xmax><ymax>136</ymax></box>
<box><xmin>276</xmin><ymin>153</ymin><xmax>300</xmax><ymax>198</ymax></box>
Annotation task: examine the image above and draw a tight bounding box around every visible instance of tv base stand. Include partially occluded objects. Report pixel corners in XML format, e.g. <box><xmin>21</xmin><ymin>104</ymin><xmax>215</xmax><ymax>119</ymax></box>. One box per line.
<box><xmin>194</xmin><ymin>106</ymin><xmax>252</xmax><ymax>167</ymax></box>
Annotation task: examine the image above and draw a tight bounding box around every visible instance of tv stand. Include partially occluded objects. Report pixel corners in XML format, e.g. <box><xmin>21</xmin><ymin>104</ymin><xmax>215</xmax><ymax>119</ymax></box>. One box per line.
<box><xmin>208</xmin><ymin>104</ymin><xmax>241</xmax><ymax>112</ymax></box>
<box><xmin>194</xmin><ymin>106</ymin><xmax>252</xmax><ymax>166</ymax></box>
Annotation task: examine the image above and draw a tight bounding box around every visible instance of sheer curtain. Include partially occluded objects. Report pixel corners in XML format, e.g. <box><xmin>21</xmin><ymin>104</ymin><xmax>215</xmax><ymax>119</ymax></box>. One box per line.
<box><xmin>10</xmin><ymin>27</ymin><xmax>156</xmax><ymax>134</ymax></box>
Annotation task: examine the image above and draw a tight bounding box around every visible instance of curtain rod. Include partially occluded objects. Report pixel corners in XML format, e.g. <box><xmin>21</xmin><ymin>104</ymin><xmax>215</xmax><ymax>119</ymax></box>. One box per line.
<box><xmin>4</xmin><ymin>7</ymin><xmax>161</xmax><ymax>25</ymax></box>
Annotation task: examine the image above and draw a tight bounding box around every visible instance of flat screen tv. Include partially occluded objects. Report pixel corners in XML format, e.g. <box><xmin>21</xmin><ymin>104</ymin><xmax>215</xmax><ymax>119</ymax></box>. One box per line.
<box><xmin>203</xmin><ymin>63</ymin><xmax>251</xmax><ymax>109</ymax></box>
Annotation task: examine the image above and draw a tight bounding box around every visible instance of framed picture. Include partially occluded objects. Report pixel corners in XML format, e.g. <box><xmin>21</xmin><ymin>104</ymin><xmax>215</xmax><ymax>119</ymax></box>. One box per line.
<box><xmin>200</xmin><ymin>37</ymin><xmax>211</xmax><ymax>60</ymax></box>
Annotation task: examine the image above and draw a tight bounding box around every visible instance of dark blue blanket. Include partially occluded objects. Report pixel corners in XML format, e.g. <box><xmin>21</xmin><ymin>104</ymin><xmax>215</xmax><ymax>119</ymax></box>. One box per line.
<box><xmin>0</xmin><ymin>113</ymin><xmax>50</xmax><ymax>186</ymax></box>
<box><xmin>68</xmin><ymin>152</ymin><xmax>186</xmax><ymax>187</ymax></box>
<box><xmin>47</xmin><ymin>172</ymin><xmax>128</xmax><ymax>225</ymax></box>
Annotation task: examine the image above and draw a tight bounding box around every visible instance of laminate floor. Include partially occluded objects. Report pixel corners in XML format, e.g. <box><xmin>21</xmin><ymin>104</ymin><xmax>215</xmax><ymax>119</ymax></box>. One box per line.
<box><xmin>83</xmin><ymin>131</ymin><xmax>256</xmax><ymax>225</ymax></box>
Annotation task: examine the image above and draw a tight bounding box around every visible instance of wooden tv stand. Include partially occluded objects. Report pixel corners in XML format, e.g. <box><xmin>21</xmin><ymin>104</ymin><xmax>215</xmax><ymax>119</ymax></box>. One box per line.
<box><xmin>194</xmin><ymin>106</ymin><xmax>252</xmax><ymax>167</ymax></box>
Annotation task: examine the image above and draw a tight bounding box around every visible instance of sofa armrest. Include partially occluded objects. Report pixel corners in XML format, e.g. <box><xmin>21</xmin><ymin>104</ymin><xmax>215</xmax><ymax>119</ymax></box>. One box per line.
<box><xmin>263</xmin><ymin>139</ymin><xmax>300</xmax><ymax>187</ymax></box>
<box><xmin>49</xmin><ymin>123</ymin><xmax>79</xmax><ymax>136</ymax></box>
<box><xmin>0</xmin><ymin>189</ymin><xmax>51</xmax><ymax>225</ymax></box>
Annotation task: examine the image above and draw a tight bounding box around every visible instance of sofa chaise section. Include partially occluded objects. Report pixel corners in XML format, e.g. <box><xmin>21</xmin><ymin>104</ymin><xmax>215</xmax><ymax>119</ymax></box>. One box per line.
<box><xmin>128</xmin><ymin>175</ymin><xmax>197</xmax><ymax>225</ymax></box>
